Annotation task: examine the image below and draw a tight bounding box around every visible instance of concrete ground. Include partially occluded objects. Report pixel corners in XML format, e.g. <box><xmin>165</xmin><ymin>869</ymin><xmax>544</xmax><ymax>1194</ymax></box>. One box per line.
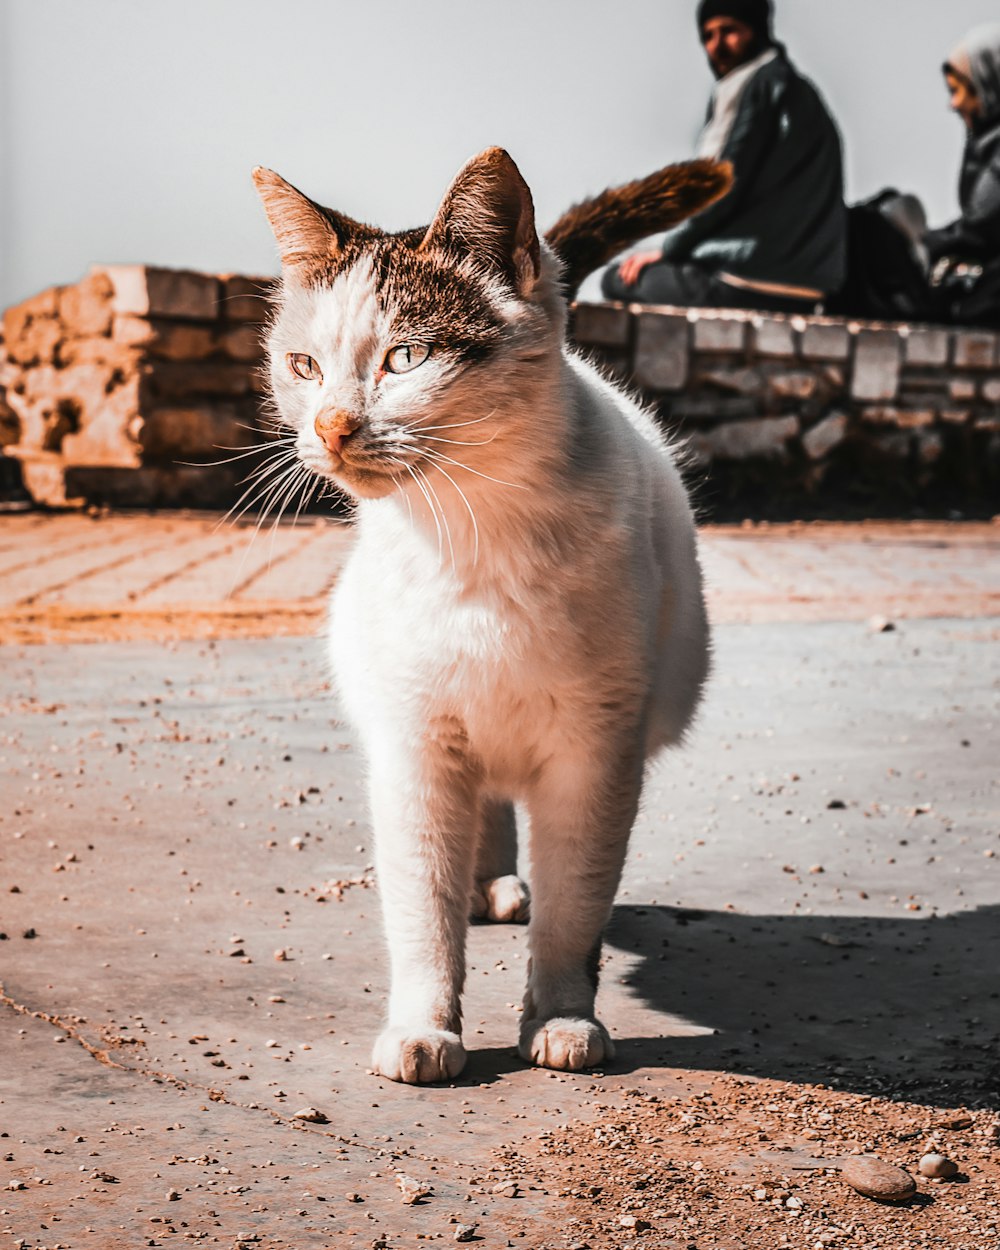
<box><xmin>0</xmin><ymin>514</ymin><xmax>998</xmax><ymax>1249</ymax></box>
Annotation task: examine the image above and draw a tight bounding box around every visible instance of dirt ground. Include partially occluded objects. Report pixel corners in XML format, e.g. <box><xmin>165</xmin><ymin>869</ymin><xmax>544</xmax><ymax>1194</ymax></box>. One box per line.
<box><xmin>492</xmin><ymin>1077</ymin><xmax>999</xmax><ymax>1249</ymax></box>
<box><xmin>2</xmin><ymin>520</ymin><xmax>998</xmax><ymax>1249</ymax></box>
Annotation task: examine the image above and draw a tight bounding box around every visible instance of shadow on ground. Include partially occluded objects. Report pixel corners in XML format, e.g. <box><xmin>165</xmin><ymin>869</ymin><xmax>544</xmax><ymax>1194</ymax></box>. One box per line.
<box><xmin>603</xmin><ymin>903</ymin><xmax>999</xmax><ymax>1109</ymax></box>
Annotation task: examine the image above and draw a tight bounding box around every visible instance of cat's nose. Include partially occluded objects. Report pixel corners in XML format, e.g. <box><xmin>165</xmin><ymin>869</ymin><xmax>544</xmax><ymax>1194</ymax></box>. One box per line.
<box><xmin>314</xmin><ymin>409</ymin><xmax>362</xmax><ymax>456</ymax></box>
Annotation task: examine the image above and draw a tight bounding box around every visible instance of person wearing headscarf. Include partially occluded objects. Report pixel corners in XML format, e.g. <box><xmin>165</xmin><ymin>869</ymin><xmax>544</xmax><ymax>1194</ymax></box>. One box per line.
<box><xmin>925</xmin><ymin>23</ymin><xmax>1000</xmax><ymax>323</ymax></box>
<box><xmin>601</xmin><ymin>0</ymin><xmax>847</xmax><ymax>312</ymax></box>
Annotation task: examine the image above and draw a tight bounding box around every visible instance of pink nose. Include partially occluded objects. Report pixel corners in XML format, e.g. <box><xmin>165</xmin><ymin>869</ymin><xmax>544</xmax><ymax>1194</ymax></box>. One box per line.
<box><xmin>314</xmin><ymin>409</ymin><xmax>361</xmax><ymax>456</ymax></box>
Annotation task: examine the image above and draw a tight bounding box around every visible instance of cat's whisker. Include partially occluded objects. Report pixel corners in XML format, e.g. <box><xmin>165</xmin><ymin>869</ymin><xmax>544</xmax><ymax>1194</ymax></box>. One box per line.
<box><xmin>218</xmin><ymin>449</ymin><xmax>302</xmax><ymax>532</ymax></box>
<box><xmin>265</xmin><ymin>463</ymin><xmax>313</xmax><ymax>567</ymax></box>
<box><xmin>244</xmin><ymin>461</ymin><xmax>305</xmax><ymax>542</ymax></box>
<box><xmin>221</xmin><ymin>454</ymin><xmax>304</xmax><ymax>539</ymax></box>
<box><xmin>404</xmin><ymin>463</ymin><xmax>445</xmax><ymax>565</ymax></box>
<box><xmin>233</xmin><ymin>443</ymin><xmax>299</xmax><ymax>481</ymax></box>
<box><xmin>224</xmin><ymin>459</ymin><xmax>309</xmax><ymax>594</ymax></box>
<box><xmin>250</xmin><ymin>467</ymin><xmax>312</xmax><ymax>566</ymax></box>
<box><xmin>421</xmin><ymin>448</ymin><xmax>528</xmax><ymax>492</ymax></box>
<box><xmin>179</xmin><ymin>436</ymin><xmax>296</xmax><ymax>469</ymax></box>
<box><xmin>411</xmin><ymin>408</ymin><xmax>499</xmax><ymax>434</ymax></box>
<box><xmin>415</xmin><ymin>464</ymin><xmax>456</xmax><ymax>573</ymax></box>
<box><xmin>419</xmin><ymin>431</ymin><xmax>499</xmax><ymax>448</ymax></box>
<box><xmin>226</xmin><ymin>449</ymin><xmax>301</xmax><ymax>508</ymax></box>
<box><xmin>384</xmin><ymin>456</ymin><xmax>416</xmax><ymax>529</ymax></box>
<box><xmin>233</xmin><ymin>417</ymin><xmax>287</xmax><ymax>436</ymax></box>
<box><xmin>427</xmin><ymin>458</ymin><xmax>480</xmax><ymax>567</ymax></box>
<box><xmin>290</xmin><ymin>466</ymin><xmax>320</xmax><ymax>529</ymax></box>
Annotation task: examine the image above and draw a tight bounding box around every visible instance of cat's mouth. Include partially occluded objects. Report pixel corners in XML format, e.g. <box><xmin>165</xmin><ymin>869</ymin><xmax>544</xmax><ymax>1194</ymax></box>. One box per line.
<box><xmin>300</xmin><ymin>440</ymin><xmax>412</xmax><ymax>500</ymax></box>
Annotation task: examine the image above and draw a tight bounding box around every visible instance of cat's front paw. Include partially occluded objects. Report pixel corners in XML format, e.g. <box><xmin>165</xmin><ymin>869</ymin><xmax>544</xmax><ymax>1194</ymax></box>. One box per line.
<box><xmin>372</xmin><ymin>1028</ymin><xmax>467</xmax><ymax>1084</ymax></box>
<box><xmin>518</xmin><ymin>1016</ymin><xmax>614</xmax><ymax>1071</ymax></box>
<box><xmin>469</xmin><ymin>875</ymin><xmax>530</xmax><ymax>923</ymax></box>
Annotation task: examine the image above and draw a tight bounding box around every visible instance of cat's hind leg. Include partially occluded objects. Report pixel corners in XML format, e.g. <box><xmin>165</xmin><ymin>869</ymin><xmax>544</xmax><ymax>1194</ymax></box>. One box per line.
<box><xmin>518</xmin><ymin>738</ymin><xmax>644</xmax><ymax>1071</ymax></box>
<box><xmin>469</xmin><ymin>797</ymin><xmax>530</xmax><ymax>923</ymax></box>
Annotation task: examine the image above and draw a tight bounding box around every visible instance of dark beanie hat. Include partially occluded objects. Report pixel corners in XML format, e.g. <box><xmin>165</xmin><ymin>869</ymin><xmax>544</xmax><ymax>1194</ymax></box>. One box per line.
<box><xmin>697</xmin><ymin>0</ymin><xmax>774</xmax><ymax>42</ymax></box>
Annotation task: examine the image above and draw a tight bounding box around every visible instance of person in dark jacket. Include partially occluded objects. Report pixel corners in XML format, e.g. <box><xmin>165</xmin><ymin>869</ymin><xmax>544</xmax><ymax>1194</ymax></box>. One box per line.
<box><xmin>602</xmin><ymin>0</ymin><xmax>847</xmax><ymax>312</ymax></box>
<box><xmin>926</xmin><ymin>23</ymin><xmax>1000</xmax><ymax>325</ymax></box>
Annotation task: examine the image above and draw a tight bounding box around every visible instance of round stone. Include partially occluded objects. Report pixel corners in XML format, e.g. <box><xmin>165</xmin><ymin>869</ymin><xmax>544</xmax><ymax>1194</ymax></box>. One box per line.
<box><xmin>841</xmin><ymin>1156</ymin><xmax>916</xmax><ymax>1203</ymax></box>
<box><xmin>919</xmin><ymin>1152</ymin><xmax>958</xmax><ymax>1179</ymax></box>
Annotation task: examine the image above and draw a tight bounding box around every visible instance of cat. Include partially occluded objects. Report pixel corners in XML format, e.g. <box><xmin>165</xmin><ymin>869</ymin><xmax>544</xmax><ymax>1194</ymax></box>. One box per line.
<box><xmin>252</xmin><ymin>147</ymin><xmax>730</xmax><ymax>1084</ymax></box>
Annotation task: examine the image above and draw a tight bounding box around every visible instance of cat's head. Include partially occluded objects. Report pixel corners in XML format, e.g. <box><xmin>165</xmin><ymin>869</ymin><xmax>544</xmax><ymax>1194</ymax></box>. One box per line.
<box><xmin>253</xmin><ymin>148</ymin><xmax>558</xmax><ymax>502</ymax></box>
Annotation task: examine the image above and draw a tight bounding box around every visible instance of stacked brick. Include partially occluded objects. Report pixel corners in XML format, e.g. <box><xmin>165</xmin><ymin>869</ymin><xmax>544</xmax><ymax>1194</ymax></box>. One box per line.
<box><xmin>0</xmin><ymin>266</ymin><xmax>276</xmax><ymax>506</ymax></box>
<box><xmin>572</xmin><ymin>303</ymin><xmax>1000</xmax><ymax>515</ymax></box>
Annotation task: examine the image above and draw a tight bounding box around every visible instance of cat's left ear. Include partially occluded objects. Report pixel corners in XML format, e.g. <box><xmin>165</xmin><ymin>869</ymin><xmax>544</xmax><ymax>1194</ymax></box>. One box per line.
<box><xmin>420</xmin><ymin>148</ymin><xmax>541</xmax><ymax>297</ymax></box>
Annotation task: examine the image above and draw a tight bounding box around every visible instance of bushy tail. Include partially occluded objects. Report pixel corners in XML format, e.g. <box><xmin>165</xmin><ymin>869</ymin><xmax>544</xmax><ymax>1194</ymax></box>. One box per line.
<box><xmin>544</xmin><ymin>158</ymin><xmax>733</xmax><ymax>299</ymax></box>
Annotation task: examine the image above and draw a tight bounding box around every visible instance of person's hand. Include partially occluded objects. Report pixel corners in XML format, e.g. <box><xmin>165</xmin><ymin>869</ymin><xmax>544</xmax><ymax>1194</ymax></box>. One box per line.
<box><xmin>618</xmin><ymin>250</ymin><xmax>661</xmax><ymax>287</ymax></box>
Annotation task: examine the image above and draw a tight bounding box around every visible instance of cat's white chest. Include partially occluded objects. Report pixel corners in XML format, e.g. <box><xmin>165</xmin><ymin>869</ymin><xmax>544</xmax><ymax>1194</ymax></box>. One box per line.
<box><xmin>329</xmin><ymin>523</ymin><xmax>587</xmax><ymax>783</ymax></box>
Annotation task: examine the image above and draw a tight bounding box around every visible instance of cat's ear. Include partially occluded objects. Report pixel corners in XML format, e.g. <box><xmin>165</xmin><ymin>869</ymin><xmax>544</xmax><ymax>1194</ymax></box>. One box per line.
<box><xmin>252</xmin><ymin>167</ymin><xmax>358</xmax><ymax>275</ymax></box>
<box><xmin>420</xmin><ymin>148</ymin><xmax>540</xmax><ymax>296</ymax></box>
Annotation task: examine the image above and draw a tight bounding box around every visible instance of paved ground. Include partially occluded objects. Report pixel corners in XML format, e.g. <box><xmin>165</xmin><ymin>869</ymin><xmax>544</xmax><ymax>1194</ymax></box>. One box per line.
<box><xmin>0</xmin><ymin>513</ymin><xmax>998</xmax><ymax>1248</ymax></box>
<box><xmin>0</xmin><ymin>513</ymin><xmax>998</xmax><ymax>644</ymax></box>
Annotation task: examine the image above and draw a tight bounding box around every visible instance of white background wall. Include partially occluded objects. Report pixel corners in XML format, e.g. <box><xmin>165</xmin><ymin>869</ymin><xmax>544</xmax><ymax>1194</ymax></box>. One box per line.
<box><xmin>2</xmin><ymin>0</ymin><xmax>998</xmax><ymax>307</ymax></box>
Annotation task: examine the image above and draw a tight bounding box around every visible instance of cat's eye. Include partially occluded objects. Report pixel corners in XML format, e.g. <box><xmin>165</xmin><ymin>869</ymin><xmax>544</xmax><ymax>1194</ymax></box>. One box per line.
<box><xmin>287</xmin><ymin>352</ymin><xmax>323</xmax><ymax>382</ymax></box>
<box><xmin>384</xmin><ymin>343</ymin><xmax>430</xmax><ymax>375</ymax></box>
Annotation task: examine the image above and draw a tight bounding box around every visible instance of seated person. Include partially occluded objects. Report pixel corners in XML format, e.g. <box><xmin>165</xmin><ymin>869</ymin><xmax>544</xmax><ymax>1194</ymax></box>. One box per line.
<box><xmin>602</xmin><ymin>0</ymin><xmax>847</xmax><ymax>313</ymax></box>
<box><xmin>926</xmin><ymin>24</ymin><xmax>1000</xmax><ymax>325</ymax></box>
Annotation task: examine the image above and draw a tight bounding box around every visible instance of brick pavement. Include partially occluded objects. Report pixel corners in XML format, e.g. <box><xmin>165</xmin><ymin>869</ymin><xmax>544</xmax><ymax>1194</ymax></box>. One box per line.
<box><xmin>0</xmin><ymin>511</ymin><xmax>997</xmax><ymax>644</ymax></box>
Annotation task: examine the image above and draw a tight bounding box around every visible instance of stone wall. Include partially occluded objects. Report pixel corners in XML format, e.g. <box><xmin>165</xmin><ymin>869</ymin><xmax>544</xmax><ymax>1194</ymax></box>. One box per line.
<box><xmin>1</xmin><ymin>267</ymin><xmax>998</xmax><ymax>516</ymax></box>
<box><xmin>571</xmin><ymin>302</ymin><xmax>1000</xmax><ymax>517</ymax></box>
<box><xmin>0</xmin><ymin>266</ymin><xmax>275</xmax><ymax>507</ymax></box>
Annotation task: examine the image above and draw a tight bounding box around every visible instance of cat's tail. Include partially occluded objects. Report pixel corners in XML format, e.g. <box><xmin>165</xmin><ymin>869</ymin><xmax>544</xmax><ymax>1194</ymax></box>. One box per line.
<box><xmin>544</xmin><ymin>158</ymin><xmax>733</xmax><ymax>300</ymax></box>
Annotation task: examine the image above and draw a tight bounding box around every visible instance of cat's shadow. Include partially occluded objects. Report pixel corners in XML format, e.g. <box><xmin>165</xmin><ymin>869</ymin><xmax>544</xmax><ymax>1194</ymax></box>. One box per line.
<box><xmin>596</xmin><ymin>903</ymin><xmax>999</xmax><ymax>1109</ymax></box>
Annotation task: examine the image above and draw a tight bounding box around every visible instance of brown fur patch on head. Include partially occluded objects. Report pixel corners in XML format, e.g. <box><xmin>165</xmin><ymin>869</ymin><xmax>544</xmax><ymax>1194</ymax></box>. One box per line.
<box><xmin>254</xmin><ymin>164</ymin><xmax>518</xmax><ymax>367</ymax></box>
<box><xmin>371</xmin><ymin>236</ymin><xmax>507</xmax><ymax>364</ymax></box>
<box><xmin>545</xmin><ymin>158</ymin><xmax>734</xmax><ymax>298</ymax></box>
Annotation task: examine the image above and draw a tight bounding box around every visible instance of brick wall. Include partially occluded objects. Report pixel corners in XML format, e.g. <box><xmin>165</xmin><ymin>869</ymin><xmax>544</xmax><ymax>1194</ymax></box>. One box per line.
<box><xmin>1</xmin><ymin>268</ymin><xmax>998</xmax><ymax>515</ymax></box>
<box><xmin>572</xmin><ymin>302</ymin><xmax>1000</xmax><ymax>517</ymax></box>
<box><xmin>0</xmin><ymin>266</ymin><xmax>275</xmax><ymax>507</ymax></box>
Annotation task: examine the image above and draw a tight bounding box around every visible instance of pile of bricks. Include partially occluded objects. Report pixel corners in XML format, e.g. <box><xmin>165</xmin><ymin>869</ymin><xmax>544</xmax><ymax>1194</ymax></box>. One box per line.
<box><xmin>573</xmin><ymin>303</ymin><xmax>1000</xmax><ymax>515</ymax></box>
<box><xmin>0</xmin><ymin>266</ymin><xmax>275</xmax><ymax>507</ymax></box>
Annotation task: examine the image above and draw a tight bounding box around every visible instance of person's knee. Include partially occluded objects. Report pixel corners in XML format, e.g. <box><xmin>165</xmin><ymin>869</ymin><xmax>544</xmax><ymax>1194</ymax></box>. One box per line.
<box><xmin>601</xmin><ymin>263</ymin><xmax>628</xmax><ymax>301</ymax></box>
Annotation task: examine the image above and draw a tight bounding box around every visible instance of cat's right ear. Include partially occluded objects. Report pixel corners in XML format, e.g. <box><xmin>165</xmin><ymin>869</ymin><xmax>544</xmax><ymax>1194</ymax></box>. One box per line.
<box><xmin>252</xmin><ymin>167</ymin><xmax>346</xmax><ymax>276</ymax></box>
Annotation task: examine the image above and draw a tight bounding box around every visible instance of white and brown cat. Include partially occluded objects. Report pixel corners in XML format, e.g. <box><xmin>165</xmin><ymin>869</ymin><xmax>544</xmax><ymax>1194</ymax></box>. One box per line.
<box><xmin>253</xmin><ymin>148</ymin><xmax>730</xmax><ymax>1083</ymax></box>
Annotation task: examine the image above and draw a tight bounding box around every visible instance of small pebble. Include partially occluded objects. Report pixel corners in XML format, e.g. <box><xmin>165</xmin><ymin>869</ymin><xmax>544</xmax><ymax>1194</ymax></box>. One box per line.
<box><xmin>454</xmin><ymin>1226</ymin><xmax>478</xmax><ymax>1243</ymax></box>
<box><xmin>933</xmin><ymin>1114</ymin><xmax>973</xmax><ymax>1130</ymax></box>
<box><xmin>292</xmin><ymin>1106</ymin><xmax>329</xmax><ymax>1124</ymax></box>
<box><xmin>167</xmin><ymin>1188</ymin><xmax>181</xmax><ymax>1201</ymax></box>
<box><xmin>868</xmin><ymin>615</ymin><xmax>896</xmax><ymax>633</ymax></box>
<box><xmin>919</xmin><ymin>1152</ymin><xmax>958</xmax><ymax>1179</ymax></box>
<box><xmin>396</xmin><ymin>1172</ymin><xmax>432</xmax><ymax>1204</ymax></box>
<box><xmin>841</xmin><ymin>1156</ymin><xmax>916</xmax><ymax>1203</ymax></box>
